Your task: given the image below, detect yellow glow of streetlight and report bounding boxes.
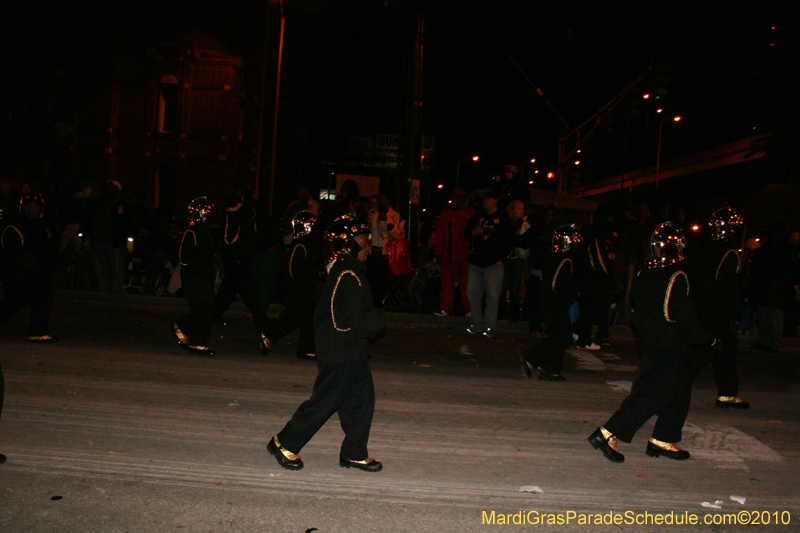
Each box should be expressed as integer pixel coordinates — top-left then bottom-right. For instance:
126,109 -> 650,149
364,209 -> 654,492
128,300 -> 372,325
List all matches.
472,155 -> 479,161
437,184 -> 443,189
534,170 -> 539,174
673,116 -> 681,122
530,158 -> 536,163
574,160 -> 581,165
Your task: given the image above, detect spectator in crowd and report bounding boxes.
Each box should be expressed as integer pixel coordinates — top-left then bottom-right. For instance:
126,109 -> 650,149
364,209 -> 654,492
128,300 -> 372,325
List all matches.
366,193 -> 401,307
90,180 -> 130,292
749,224 -> 797,352
495,164 -> 531,210
0,194 -> 59,342
433,188 -> 475,317
464,189 -> 515,338
502,199 -> 532,322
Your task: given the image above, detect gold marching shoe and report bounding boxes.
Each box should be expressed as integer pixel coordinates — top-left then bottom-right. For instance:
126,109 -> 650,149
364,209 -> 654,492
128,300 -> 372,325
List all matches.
187,345 -> 216,356
716,396 -> 750,410
588,427 -> 625,463
172,323 -> 189,349
646,437 -> 690,460
267,436 -> 303,470
339,456 -> 382,472
258,331 -> 270,356
27,335 -> 59,343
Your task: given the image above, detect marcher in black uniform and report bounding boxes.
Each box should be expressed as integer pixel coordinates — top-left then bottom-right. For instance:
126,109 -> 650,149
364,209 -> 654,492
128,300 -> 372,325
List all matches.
1,361 -> 6,463
519,224 -> 580,381
172,197 -> 217,355
588,222 -> 721,463
573,220 -> 615,350
261,210 -> 321,360
267,215 -> 385,472
0,194 -> 59,342
687,207 -> 749,409
213,183 -> 271,355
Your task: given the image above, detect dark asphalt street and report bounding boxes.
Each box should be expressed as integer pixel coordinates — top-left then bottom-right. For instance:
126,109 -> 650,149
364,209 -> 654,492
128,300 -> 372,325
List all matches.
0,291 -> 798,532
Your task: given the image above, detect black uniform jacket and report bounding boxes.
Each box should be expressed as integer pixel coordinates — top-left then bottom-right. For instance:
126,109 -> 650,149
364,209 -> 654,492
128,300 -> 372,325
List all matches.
286,235 -> 323,293
631,263 -> 713,354
686,240 -> 741,333
179,224 -> 216,286
221,195 -> 260,262
0,217 -> 55,276
314,254 -> 385,363
540,252 -> 578,309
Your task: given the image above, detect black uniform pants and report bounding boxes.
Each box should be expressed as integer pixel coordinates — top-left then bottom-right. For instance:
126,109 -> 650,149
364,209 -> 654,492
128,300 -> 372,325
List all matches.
176,279 -> 215,347
604,347 -> 691,444
278,359 -> 375,461
521,303 -> 572,374
0,272 -> 53,337
688,327 -> 738,397
262,287 -> 316,355
365,250 -> 390,308
215,260 -> 268,329
574,275 -> 610,345
526,275 -> 543,332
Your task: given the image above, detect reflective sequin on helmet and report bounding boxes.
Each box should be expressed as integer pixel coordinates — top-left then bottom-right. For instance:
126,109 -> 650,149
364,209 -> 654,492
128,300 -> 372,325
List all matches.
708,206 -> 744,241
325,215 -> 370,262
292,210 -> 317,240
552,224 -> 581,253
187,196 -> 215,226
645,222 -> 686,269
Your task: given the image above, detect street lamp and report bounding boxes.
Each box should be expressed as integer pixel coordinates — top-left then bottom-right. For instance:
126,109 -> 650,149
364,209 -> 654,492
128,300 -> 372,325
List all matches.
655,115 -> 681,185
456,155 -> 479,190
520,158 -> 536,180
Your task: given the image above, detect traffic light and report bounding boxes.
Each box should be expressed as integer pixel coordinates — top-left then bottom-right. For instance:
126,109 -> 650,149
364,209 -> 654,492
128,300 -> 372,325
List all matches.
647,63 -> 670,99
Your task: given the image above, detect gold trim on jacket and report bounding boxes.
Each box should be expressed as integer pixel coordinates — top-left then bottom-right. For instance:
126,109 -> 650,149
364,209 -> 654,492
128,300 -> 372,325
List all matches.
331,270 -> 362,331
664,270 -> 689,323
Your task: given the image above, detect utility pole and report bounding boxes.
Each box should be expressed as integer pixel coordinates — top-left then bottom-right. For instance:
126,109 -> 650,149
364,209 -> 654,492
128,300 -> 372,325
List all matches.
399,0 -> 423,249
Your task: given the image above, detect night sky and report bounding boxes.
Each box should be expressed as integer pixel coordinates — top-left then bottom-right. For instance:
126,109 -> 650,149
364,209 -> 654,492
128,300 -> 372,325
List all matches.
3,0 -> 798,193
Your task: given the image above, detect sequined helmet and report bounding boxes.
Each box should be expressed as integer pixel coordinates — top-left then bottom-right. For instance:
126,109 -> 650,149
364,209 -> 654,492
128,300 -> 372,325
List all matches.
325,215 -> 370,262
19,193 -> 45,209
551,224 -> 581,253
708,206 -> 744,241
291,210 -> 316,240
187,196 -> 215,226
645,222 -> 685,269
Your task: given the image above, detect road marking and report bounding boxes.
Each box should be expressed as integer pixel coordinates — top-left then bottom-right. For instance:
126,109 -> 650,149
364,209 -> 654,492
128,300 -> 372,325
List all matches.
606,380 -> 633,394
568,349 -> 638,373
682,422 -> 783,470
